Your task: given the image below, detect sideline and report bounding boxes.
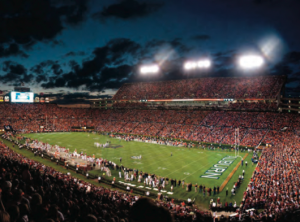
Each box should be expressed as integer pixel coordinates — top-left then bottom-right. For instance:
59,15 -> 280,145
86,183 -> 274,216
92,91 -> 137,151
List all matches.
219,154 -> 249,192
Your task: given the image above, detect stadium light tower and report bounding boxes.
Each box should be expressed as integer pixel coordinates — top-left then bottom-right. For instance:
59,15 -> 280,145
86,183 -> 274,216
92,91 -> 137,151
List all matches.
140,64 -> 160,74
184,59 -> 211,70
238,55 -> 264,69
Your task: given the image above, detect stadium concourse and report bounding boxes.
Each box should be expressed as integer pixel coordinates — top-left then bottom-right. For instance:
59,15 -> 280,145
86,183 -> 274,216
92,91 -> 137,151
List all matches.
0,75 -> 300,221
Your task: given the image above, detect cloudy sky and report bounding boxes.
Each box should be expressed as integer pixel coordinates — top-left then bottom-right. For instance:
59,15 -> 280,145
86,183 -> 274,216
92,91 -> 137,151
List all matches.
1,0 -> 300,96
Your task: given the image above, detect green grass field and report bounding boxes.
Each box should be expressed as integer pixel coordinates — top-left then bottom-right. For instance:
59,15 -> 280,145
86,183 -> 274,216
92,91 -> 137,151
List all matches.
22,132 -> 256,208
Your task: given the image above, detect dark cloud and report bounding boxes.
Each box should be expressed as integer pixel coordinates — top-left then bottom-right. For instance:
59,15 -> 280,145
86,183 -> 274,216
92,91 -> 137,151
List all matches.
57,0 -> 89,25
64,51 -> 86,57
213,51 -> 236,69
51,40 -> 64,47
108,38 -> 141,55
1,61 -> 33,83
30,60 -> 56,75
30,64 -> 44,76
22,73 -> 34,83
191,35 -> 211,41
54,77 -> 66,88
286,74 -> 300,83
282,51 -> 300,64
72,38 -> 140,78
68,60 -> 80,69
41,38 -> 141,90
169,38 -> 191,53
0,43 -> 28,58
271,63 -> 293,76
107,38 -> 141,65
40,60 -> 56,67
76,46 -> 108,77
40,77 -> 56,88
52,64 -> 63,75
93,0 -> 163,20
30,60 -> 62,83
213,50 -> 234,58
99,64 -> 132,83
2,61 -> 26,75
0,0 -> 89,47
253,0 -> 275,5
35,75 -> 48,83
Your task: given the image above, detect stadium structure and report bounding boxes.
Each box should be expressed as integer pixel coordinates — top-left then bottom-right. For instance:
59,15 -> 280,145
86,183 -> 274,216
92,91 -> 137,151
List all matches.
1,75 -> 300,221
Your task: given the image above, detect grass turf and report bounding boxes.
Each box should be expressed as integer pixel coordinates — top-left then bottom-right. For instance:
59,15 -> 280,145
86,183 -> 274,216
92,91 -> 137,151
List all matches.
22,132 -> 257,208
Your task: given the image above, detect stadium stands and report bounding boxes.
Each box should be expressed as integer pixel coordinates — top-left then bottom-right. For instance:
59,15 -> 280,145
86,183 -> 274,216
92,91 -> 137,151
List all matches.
0,74 -> 299,221
113,76 -> 285,100
0,104 -> 298,148
1,108 -> 300,221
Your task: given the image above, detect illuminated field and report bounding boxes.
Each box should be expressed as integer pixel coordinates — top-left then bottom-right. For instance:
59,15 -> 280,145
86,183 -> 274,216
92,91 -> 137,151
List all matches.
23,132 -> 256,205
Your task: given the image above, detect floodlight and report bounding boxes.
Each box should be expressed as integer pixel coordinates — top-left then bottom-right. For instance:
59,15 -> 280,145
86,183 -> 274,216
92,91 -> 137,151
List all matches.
238,55 -> 264,69
197,60 -> 211,68
140,64 -> 159,74
184,59 -> 211,70
184,61 -> 197,70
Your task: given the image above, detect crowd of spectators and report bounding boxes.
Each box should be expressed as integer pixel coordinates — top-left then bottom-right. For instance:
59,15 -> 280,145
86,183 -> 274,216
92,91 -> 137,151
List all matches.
1,101 -> 300,221
3,129 -> 300,221
1,124 -> 300,221
113,102 -> 147,108
240,132 -> 300,221
1,104 -> 299,148
234,102 -> 276,111
0,141 -> 136,222
113,76 -> 285,100
0,140 -> 227,222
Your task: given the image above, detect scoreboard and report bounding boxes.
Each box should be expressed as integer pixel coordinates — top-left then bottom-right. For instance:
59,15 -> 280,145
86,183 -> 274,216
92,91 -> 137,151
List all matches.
11,92 -> 34,103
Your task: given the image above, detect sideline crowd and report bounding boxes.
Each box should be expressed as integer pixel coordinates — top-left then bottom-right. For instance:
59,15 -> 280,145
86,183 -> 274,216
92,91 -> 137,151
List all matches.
1,104 -> 299,148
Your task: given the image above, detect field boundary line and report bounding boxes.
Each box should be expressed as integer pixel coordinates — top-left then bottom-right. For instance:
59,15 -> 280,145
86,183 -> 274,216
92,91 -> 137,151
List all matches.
219,153 -> 248,192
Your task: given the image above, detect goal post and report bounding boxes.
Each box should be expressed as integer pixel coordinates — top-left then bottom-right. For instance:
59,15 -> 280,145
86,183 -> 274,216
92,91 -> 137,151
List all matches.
235,128 -> 242,159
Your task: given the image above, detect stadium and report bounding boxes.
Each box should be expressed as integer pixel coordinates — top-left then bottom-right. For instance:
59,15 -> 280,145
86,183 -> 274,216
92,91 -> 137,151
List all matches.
1,73 -> 300,221
1,0 -> 300,221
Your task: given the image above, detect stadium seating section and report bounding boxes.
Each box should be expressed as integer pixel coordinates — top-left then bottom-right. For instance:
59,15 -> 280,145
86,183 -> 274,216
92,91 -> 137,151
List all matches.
1,74 -> 299,221
0,103 -> 300,221
113,76 -> 285,100
1,104 -> 298,148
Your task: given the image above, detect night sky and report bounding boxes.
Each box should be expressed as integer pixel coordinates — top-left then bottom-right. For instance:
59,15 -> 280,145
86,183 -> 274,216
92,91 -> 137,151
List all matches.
1,0 -> 300,96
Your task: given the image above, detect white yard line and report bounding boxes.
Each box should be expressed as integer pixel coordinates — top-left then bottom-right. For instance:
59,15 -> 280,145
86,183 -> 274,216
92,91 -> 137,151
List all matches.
181,162 -> 215,180
139,149 -> 207,169
164,158 -> 211,177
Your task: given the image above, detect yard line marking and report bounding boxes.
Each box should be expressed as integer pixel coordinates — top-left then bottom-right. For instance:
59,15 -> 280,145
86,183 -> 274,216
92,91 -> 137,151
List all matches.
164,158 -> 210,177
141,151 -> 206,169
153,155 -> 210,175
181,162 -> 222,180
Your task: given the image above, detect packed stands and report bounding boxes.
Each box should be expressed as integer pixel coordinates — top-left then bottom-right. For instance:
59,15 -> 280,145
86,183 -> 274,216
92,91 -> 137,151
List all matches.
113,76 -> 285,100
242,132 -> 300,221
0,103 -> 298,148
1,107 -> 300,221
1,100 -> 300,221
1,142 -> 199,222
1,73 -> 300,221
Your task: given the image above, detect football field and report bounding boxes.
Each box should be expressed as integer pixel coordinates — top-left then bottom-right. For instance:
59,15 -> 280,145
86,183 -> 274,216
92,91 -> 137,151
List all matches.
23,132 -> 253,185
